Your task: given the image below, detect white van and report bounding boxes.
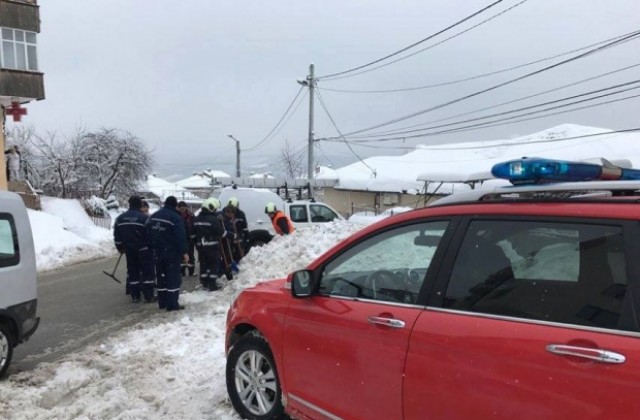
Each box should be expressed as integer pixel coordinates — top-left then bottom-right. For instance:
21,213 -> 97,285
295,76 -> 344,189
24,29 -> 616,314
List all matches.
217,187 -> 344,248
0,191 -> 39,377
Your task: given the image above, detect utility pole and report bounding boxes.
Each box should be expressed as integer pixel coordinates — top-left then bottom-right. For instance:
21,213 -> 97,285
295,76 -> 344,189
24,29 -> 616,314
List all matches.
297,64 -> 315,179
227,134 -> 241,177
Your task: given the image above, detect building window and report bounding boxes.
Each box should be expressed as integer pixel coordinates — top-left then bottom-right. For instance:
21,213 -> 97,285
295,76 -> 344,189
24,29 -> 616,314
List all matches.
0,214 -> 20,268
0,27 -> 38,71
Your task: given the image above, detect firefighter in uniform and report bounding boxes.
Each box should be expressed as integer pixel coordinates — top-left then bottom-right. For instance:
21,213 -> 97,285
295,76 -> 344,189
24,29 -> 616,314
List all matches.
227,197 -> 249,257
177,201 -> 196,276
193,198 -> 235,291
113,196 -> 156,303
147,196 -> 189,311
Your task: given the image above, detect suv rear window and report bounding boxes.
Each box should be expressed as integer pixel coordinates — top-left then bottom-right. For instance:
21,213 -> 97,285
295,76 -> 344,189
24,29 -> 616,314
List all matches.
444,220 -> 627,330
0,213 -> 20,268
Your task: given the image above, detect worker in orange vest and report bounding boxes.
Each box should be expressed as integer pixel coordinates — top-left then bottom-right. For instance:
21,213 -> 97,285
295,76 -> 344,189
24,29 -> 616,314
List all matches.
265,202 -> 295,235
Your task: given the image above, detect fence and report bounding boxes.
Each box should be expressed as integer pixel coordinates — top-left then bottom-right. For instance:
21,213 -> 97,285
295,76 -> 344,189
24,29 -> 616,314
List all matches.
7,180 -> 41,210
80,197 -> 113,229
16,192 -> 41,210
88,215 -> 112,229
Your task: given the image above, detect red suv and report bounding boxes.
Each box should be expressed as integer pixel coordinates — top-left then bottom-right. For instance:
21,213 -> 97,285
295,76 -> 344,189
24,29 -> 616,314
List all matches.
225,181 -> 640,420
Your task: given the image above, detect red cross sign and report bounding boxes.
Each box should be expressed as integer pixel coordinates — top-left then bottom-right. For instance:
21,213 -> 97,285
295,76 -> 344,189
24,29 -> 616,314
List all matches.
6,101 -> 27,122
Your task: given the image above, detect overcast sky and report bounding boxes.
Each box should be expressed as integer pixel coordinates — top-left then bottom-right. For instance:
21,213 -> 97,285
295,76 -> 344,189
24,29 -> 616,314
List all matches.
7,0 -> 640,178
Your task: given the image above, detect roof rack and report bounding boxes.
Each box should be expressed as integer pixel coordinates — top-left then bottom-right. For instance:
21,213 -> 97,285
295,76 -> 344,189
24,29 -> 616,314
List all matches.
430,180 -> 640,207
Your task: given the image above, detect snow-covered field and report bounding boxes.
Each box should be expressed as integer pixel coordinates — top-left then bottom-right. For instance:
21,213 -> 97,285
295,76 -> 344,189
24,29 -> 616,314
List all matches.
0,201 -> 364,419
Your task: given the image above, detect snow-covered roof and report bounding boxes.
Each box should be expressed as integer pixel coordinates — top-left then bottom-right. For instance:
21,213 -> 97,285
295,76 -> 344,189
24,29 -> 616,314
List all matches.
330,124 -> 640,194
249,172 -> 275,179
315,165 -> 339,180
174,170 -> 232,189
140,174 -> 202,202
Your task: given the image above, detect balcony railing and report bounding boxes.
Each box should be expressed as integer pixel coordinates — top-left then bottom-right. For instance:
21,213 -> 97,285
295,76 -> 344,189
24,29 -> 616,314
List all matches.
0,68 -> 45,101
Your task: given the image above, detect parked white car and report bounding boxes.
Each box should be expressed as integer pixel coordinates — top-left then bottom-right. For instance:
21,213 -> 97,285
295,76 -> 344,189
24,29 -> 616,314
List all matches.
0,191 -> 39,378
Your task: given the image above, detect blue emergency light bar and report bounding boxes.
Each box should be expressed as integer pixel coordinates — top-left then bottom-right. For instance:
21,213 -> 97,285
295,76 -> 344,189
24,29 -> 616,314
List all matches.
491,157 -> 640,185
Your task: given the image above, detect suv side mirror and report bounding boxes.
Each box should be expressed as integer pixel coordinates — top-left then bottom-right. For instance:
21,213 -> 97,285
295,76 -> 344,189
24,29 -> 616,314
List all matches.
291,269 -> 313,298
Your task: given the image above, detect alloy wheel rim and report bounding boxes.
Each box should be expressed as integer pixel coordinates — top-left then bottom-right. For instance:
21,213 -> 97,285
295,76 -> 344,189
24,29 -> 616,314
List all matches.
234,349 -> 278,416
0,332 -> 8,370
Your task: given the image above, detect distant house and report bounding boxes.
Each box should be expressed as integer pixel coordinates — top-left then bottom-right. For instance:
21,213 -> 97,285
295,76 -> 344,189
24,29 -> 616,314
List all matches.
138,174 -> 203,206
319,124 -> 640,215
175,169 -> 232,198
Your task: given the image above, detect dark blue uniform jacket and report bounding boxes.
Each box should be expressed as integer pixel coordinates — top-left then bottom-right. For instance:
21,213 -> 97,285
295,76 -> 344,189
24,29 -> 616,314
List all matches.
147,205 -> 187,260
114,208 -> 149,251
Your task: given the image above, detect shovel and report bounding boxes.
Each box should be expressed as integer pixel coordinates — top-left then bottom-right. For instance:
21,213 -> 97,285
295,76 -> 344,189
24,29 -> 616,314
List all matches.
102,253 -> 123,284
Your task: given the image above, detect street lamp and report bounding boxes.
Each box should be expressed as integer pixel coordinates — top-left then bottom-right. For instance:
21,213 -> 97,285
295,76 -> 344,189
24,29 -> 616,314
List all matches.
227,134 -> 241,177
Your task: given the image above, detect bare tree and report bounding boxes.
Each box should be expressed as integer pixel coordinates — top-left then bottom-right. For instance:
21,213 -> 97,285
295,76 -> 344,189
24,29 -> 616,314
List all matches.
29,129 -> 85,198
79,128 -> 153,199
7,126 -> 153,199
279,139 -> 304,178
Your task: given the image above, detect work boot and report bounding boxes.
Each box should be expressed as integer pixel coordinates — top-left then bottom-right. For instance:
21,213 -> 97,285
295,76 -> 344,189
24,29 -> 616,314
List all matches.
131,296 -> 141,303
166,305 -> 185,312
144,296 -> 157,304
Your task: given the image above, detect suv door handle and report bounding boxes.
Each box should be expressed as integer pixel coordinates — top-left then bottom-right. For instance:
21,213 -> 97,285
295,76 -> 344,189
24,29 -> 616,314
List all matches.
368,316 -> 405,328
546,344 -> 626,364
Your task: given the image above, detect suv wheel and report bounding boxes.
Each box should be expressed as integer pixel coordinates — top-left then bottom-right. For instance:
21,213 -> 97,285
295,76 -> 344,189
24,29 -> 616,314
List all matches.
226,333 -> 284,420
0,323 -> 14,378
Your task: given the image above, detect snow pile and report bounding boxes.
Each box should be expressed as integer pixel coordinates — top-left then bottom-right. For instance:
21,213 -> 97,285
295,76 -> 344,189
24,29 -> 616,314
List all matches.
0,221 -> 363,420
30,197 -> 115,272
83,195 -> 108,217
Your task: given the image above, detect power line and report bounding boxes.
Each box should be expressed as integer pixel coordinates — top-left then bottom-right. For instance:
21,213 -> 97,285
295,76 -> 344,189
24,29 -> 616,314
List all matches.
332,128 -> 640,151
344,62 -> 640,138
315,142 -> 336,168
243,85 -> 305,152
278,91 -> 308,133
245,90 -> 309,154
334,29 -> 640,137
336,89 -> 640,142
325,79 -> 640,141
432,91 -> 640,137
317,0 -> 508,80
319,0 -> 529,82
315,89 -> 377,176
322,89 -> 640,143
317,32 -> 640,93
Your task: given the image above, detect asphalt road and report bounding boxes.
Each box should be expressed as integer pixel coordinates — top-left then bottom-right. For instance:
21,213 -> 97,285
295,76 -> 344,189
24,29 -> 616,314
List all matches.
10,256 -> 200,375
